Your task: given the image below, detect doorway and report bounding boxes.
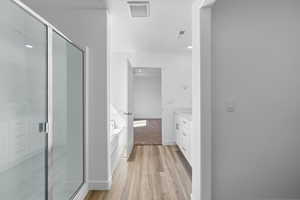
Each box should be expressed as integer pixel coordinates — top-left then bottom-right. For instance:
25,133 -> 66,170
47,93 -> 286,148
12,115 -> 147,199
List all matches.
132,68 -> 162,145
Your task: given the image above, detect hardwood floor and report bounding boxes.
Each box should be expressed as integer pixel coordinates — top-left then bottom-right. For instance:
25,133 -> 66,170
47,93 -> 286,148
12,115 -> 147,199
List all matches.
85,145 -> 192,200
134,119 -> 162,145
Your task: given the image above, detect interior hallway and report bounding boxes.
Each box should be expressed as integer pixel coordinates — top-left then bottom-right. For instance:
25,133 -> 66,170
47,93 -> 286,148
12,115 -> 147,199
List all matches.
85,145 -> 192,200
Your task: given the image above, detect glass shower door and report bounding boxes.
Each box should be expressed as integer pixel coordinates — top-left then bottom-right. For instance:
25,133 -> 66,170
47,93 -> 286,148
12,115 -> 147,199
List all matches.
0,1 -> 47,200
52,31 -> 84,200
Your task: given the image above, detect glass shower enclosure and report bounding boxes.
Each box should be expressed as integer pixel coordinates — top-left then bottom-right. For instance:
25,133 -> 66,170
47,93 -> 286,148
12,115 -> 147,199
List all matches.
0,1 -> 85,199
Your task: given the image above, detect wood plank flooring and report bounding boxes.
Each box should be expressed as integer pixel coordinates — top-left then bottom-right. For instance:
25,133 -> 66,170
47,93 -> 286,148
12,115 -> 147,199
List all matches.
134,119 -> 162,145
85,145 -> 192,200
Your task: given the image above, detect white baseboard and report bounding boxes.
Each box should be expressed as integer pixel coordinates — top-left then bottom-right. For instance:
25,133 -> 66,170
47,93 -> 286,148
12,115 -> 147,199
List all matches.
88,177 -> 112,190
72,183 -> 89,200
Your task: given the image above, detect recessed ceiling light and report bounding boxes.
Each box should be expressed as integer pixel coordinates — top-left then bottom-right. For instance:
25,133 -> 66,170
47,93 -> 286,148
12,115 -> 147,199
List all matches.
187,45 -> 193,49
25,44 -> 33,49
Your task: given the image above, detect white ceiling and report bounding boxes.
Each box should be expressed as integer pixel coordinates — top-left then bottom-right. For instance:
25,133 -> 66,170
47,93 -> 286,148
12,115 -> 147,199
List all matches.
108,0 -> 194,53
23,0 -> 193,54
22,0 -> 107,9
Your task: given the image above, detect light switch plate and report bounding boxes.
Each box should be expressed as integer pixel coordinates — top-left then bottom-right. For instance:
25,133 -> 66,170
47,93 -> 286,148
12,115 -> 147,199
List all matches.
225,99 -> 236,112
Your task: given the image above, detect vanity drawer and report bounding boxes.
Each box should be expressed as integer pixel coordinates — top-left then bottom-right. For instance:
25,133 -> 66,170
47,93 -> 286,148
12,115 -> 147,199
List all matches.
174,112 -> 192,166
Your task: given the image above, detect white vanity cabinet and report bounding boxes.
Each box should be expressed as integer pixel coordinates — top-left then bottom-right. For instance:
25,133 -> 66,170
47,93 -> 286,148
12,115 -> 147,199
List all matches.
174,112 -> 192,166
110,127 -> 126,174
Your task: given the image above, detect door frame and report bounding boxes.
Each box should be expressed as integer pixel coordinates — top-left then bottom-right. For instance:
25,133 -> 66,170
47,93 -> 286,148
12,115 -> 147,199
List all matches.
192,0 -> 216,200
126,59 -> 134,157
131,67 -> 163,145
11,1 -> 88,200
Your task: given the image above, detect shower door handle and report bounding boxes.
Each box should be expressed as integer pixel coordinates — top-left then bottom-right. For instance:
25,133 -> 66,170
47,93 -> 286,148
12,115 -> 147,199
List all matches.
38,122 -> 49,133
124,112 -> 133,116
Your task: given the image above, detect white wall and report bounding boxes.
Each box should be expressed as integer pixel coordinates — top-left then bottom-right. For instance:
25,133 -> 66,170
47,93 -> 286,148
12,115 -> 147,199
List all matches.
110,52 -> 131,113
133,72 -> 162,119
212,1 -> 300,200
162,57 -> 192,144
22,1 -> 111,189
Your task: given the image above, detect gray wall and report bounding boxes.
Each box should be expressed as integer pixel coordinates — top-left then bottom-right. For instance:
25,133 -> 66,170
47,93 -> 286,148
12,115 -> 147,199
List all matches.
212,0 -> 300,199
22,1 -> 110,188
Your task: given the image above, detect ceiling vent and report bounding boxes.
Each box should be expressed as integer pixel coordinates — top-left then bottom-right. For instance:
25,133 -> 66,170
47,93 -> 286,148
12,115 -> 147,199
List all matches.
127,1 -> 150,18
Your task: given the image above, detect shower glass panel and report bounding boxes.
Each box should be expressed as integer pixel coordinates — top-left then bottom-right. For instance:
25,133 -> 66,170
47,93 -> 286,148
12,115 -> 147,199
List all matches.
0,1 -> 47,200
52,31 -> 84,200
